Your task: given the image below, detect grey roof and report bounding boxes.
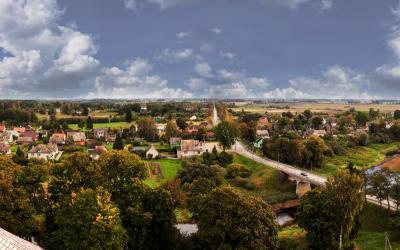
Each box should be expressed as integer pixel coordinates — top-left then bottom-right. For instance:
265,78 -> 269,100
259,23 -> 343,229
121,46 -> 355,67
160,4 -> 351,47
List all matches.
0,227 -> 42,250
29,144 -> 58,154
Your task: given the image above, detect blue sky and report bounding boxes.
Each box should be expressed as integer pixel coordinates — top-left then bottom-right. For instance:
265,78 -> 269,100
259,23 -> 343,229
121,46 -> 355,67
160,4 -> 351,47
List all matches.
0,0 -> 400,99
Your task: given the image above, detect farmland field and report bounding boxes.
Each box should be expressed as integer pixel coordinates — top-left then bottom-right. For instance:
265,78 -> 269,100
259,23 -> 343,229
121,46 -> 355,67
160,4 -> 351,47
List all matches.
144,159 -> 182,188
230,102 -> 400,114
69,122 -> 132,130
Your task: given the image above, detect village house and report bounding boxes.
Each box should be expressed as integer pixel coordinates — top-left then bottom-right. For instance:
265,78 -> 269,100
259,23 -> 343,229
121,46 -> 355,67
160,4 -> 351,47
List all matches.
67,131 -> 86,146
0,132 -> 14,143
17,136 -> 34,145
156,123 -> 166,136
312,129 -> 327,137
49,133 -> 66,145
256,129 -> 270,139
0,143 -> 11,155
13,127 -> 26,134
88,146 -> 108,160
106,135 -> 116,144
28,143 -> 59,161
146,144 -> 159,159
93,128 -> 108,139
22,130 -> 39,142
177,139 -> 206,158
0,124 -> 5,133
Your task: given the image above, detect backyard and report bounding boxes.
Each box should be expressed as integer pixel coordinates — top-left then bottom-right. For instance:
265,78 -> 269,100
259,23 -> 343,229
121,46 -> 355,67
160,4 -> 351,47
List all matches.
144,158 -> 182,188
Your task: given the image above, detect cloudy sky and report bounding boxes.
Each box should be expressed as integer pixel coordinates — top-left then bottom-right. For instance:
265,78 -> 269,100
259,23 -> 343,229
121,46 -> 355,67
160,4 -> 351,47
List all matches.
0,0 -> 400,99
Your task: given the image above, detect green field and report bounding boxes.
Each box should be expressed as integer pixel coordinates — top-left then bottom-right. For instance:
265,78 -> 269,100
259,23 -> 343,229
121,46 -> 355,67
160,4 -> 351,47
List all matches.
317,143 -> 400,177
69,122 -> 132,131
231,153 -> 297,204
144,159 -> 182,188
357,203 -> 400,249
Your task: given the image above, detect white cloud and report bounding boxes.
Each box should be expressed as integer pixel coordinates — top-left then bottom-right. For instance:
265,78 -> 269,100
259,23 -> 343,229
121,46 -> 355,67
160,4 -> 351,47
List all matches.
211,27 -> 222,35
206,83 -> 253,98
185,78 -> 207,90
280,65 -> 377,99
319,0 -> 333,11
124,0 -> 138,11
219,51 -> 235,59
156,48 -> 194,63
257,0 -> 309,9
0,0 -> 100,97
194,62 -> 213,78
147,0 -> 197,9
264,87 -> 313,99
89,58 -> 192,99
177,31 -> 192,39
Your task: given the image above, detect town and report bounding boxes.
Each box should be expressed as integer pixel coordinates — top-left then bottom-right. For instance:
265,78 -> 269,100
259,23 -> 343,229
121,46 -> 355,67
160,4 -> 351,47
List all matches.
1,99 -> 400,249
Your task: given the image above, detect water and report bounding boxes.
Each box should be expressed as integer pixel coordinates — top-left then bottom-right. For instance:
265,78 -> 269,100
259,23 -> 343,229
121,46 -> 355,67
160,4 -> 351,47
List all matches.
276,213 -> 294,226
213,104 -> 219,126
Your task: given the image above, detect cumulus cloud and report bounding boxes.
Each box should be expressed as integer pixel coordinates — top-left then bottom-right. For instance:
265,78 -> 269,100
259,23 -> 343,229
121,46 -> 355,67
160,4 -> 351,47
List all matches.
155,48 -> 194,63
206,83 -> 253,98
211,27 -> 222,35
267,65 -> 377,99
219,51 -> 235,59
88,58 -> 192,99
147,0 -> 197,9
124,0 -> 138,11
0,0 -> 100,98
194,62 -> 213,78
185,78 -> 207,90
177,31 -> 192,39
319,0 -> 333,11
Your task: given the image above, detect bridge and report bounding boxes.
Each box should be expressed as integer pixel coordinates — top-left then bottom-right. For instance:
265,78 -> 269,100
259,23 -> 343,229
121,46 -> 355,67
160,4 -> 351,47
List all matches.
232,141 -> 327,197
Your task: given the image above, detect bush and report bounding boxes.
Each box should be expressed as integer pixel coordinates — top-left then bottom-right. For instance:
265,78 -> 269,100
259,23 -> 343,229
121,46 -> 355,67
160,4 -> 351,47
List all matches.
231,177 -> 256,190
226,163 -> 251,179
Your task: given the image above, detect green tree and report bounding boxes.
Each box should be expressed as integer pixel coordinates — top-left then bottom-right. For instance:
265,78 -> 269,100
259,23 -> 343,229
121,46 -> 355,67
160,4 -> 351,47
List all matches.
355,111 -> 368,127
137,116 -> 158,141
50,188 -> 127,250
113,133 -> 124,150
177,161 -> 223,186
214,121 -> 238,150
394,110 -> 400,120
238,121 -> 257,142
12,146 -> 28,165
0,157 -> 35,238
125,109 -> 133,122
311,115 -> 324,129
217,151 -> 233,167
299,170 -> 364,249
303,136 -> 328,169
192,186 -> 278,249
165,120 -> 179,142
86,116 -> 93,130
176,117 -> 188,131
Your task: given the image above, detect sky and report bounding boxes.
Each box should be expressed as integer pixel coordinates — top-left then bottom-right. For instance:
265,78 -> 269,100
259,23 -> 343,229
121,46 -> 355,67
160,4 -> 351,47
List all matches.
0,0 -> 400,99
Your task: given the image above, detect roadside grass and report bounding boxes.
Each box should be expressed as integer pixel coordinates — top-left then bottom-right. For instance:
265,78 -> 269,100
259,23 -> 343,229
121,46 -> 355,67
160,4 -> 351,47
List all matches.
357,203 -> 400,250
278,225 -> 307,250
317,143 -> 400,177
144,158 -> 182,188
231,153 -> 297,204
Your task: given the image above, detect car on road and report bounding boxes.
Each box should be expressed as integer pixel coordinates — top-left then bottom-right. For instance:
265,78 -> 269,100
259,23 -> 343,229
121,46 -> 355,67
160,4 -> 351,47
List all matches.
300,172 -> 308,177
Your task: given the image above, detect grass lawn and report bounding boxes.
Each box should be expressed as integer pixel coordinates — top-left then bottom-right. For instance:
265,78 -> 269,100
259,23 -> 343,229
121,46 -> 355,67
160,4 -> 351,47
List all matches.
317,143 -> 400,177
278,225 -> 307,250
357,203 -> 400,250
144,158 -> 182,188
231,153 -> 297,204
69,122 -> 132,131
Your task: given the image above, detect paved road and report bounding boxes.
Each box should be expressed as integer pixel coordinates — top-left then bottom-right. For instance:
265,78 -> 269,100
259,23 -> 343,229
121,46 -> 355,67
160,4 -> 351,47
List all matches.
232,141 -> 327,186
232,140 -> 399,211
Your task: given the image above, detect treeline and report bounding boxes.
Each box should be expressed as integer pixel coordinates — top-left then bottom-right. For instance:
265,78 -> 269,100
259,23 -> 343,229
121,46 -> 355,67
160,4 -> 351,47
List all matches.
0,109 -> 38,125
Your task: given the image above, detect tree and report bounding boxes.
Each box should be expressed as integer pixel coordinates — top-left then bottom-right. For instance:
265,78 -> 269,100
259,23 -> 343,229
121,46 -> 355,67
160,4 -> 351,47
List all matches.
311,115 -> 324,129
12,146 -> 28,165
217,151 -> 233,167
367,168 -> 392,209
195,126 -> 208,141
191,186 -> 278,249
391,176 -> 400,211
0,157 -> 35,238
303,136 -> 328,169
125,109 -> 133,122
177,161 -> 224,186
49,188 -> 127,250
113,133 -> 124,150
214,121 -> 238,150
299,170 -> 364,249
355,111 -> 368,127
86,116 -> 93,130
82,106 -> 89,116
137,116 -> 158,142
176,117 -> 188,131
238,121 -> 257,142
165,121 -> 179,142
394,110 -> 400,120
304,109 -> 313,120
